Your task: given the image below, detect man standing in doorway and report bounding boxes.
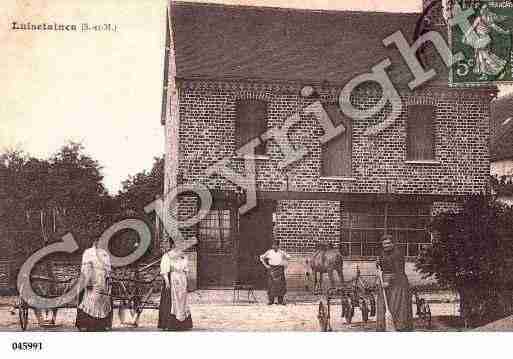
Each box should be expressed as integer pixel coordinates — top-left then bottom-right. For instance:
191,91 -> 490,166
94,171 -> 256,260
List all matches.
260,240 -> 290,305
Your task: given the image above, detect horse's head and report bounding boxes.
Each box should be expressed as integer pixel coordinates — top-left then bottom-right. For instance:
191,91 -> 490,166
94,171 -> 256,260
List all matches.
314,241 -> 328,251
305,258 -> 313,272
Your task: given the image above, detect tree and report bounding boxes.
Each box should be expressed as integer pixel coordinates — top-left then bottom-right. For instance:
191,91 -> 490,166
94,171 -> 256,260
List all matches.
113,155 -> 164,258
490,174 -> 513,197
0,142 -> 112,253
117,156 -> 164,214
46,142 -> 111,247
416,195 -> 513,327
0,143 -> 113,297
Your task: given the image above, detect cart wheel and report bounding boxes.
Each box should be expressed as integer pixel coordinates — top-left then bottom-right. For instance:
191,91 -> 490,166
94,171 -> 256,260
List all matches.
129,296 -> 140,314
426,305 -> 432,328
422,302 -> 432,328
361,300 -> 369,323
18,301 -> 29,331
135,288 -> 153,315
318,301 -> 329,332
369,294 -> 376,317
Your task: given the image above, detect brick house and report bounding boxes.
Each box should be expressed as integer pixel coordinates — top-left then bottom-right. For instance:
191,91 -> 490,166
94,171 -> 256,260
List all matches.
161,1 -> 494,289
490,94 -> 513,205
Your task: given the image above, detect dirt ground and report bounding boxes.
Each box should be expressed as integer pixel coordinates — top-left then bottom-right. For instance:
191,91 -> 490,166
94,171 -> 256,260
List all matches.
0,290 -> 462,332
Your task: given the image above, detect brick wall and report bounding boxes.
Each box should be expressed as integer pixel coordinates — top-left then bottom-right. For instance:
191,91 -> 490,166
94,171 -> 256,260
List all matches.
172,81 -> 490,196
165,79 -> 491,286
273,200 -> 340,252
0,260 -> 11,290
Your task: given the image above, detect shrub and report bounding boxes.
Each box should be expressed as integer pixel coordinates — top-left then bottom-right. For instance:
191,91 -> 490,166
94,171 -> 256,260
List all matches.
416,195 -> 513,327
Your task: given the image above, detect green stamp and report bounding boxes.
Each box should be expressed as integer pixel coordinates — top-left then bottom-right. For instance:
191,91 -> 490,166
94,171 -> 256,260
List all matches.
450,0 -> 513,86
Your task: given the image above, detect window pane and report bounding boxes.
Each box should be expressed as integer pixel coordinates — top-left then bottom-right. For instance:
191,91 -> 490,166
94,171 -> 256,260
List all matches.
408,243 -> 419,257
362,229 -> 379,243
321,104 -> 352,177
351,230 -> 363,243
350,242 -> 362,256
407,105 -> 435,160
419,243 -> 432,253
363,242 -> 378,257
235,100 -> 268,155
419,206 -> 431,216
342,204 -> 430,258
396,230 -> 409,244
199,209 -> 233,253
352,214 -> 383,229
411,231 -> 427,243
397,243 -> 407,257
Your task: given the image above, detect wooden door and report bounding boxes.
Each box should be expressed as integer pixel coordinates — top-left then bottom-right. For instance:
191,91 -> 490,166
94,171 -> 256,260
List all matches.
238,200 -> 275,289
198,208 -> 237,288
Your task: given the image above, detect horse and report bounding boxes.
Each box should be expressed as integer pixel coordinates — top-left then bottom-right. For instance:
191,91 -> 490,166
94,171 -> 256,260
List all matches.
306,242 -> 344,293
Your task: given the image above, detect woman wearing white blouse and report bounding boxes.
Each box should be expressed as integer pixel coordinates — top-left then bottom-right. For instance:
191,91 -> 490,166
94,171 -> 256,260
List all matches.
158,241 -> 192,331
75,237 -> 112,331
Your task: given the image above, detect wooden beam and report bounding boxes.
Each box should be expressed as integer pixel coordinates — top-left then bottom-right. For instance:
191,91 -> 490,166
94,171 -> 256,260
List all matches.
186,189 -> 468,205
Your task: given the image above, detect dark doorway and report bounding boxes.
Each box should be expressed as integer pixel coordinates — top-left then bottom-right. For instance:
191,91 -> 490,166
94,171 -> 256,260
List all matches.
238,200 -> 275,289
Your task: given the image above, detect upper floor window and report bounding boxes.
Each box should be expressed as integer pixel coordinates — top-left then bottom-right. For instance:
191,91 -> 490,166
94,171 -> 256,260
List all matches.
407,104 -> 435,161
235,99 -> 268,156
321,104 -> 352,177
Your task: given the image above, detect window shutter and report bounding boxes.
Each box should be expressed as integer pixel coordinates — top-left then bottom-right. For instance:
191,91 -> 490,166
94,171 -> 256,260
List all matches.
407,105 -> 435,160
235,100 -> 268,155
321,104 -> 352,177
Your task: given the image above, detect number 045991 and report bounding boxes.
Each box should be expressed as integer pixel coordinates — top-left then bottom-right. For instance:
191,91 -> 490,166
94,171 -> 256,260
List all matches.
11,342 -> 43,351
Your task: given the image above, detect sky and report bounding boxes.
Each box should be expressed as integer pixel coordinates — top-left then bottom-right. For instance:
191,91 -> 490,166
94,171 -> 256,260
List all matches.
0,0 -> 451,194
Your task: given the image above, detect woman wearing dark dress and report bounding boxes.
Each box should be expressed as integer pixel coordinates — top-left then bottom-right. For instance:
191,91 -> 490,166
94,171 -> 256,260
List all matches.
158,241 -> 192,331
376,235 -> 413,331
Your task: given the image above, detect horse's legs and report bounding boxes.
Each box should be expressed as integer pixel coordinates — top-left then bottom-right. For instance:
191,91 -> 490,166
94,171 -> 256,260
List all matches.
34,309 -> 43,324
327,270 -> 335,289
319,272 -> 323,293
336,265 -> 344,284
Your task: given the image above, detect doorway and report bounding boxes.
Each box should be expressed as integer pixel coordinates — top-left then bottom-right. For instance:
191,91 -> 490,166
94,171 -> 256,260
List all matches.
237,200 -> 275,289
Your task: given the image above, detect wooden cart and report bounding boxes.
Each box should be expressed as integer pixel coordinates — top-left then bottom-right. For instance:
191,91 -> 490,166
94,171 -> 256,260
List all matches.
317,273 -> 377,332
13,267 -> 160,331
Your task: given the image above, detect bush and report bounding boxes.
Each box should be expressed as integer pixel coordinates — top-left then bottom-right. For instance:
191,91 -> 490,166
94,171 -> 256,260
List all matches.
416,195 -> 513,327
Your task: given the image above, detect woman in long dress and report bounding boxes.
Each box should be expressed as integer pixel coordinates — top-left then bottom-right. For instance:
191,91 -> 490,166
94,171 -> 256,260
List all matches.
376,235 -> 413,331
158,241 -> 193,331
75,238 -> 113,331
463,3 -> 510,79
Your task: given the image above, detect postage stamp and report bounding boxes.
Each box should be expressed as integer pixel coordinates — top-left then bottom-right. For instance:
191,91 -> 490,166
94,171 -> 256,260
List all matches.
450,0 -> 513,86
